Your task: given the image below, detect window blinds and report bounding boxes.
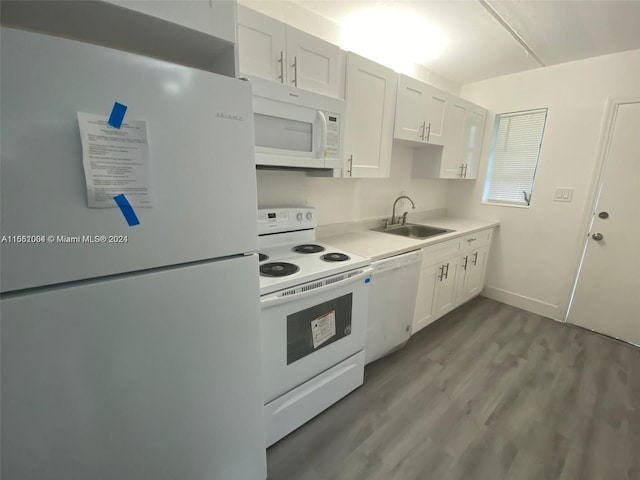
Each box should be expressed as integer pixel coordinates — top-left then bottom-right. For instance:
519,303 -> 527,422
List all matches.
485,108 -> 548,205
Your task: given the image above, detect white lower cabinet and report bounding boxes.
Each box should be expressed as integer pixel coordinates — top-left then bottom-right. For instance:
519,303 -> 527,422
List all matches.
457,244 -> 489,304
433,254 -> 461,318
412,228 -> 493,335
412,263 -> 438,333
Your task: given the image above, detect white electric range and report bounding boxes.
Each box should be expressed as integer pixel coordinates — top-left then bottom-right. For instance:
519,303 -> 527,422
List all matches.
257,207 -> 372,446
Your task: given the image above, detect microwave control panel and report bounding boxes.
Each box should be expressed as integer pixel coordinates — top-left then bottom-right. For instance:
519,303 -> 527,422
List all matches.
325,113 -> 340,159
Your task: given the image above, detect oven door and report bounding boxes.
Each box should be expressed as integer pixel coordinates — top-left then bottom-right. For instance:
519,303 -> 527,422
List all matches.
260,267 -> 372,403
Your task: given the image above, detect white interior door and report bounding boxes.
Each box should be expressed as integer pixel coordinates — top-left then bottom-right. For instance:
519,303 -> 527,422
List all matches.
568,99 -> 640,346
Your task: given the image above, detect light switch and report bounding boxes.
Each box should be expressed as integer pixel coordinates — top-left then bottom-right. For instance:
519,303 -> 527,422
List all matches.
554,187 -> 574,202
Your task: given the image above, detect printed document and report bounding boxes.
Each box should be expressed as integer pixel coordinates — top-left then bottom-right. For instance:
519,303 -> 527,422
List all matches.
77,112 -> 154,208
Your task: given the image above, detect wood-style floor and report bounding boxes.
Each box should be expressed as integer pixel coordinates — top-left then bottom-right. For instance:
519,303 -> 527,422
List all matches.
266,296 -> 640,480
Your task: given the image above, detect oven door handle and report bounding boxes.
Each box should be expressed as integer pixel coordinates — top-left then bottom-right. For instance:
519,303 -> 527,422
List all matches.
261,267 -> 373,309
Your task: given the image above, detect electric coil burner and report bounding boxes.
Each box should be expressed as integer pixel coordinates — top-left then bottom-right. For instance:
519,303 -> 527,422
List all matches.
257,207 -> 372,448
293,244 -> 325,254
257,208 -> 371,296
259,262 -> 299,277
321,252 -> 350,262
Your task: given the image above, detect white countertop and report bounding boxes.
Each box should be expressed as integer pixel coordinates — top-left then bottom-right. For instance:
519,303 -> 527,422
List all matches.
319,217 -> 499,262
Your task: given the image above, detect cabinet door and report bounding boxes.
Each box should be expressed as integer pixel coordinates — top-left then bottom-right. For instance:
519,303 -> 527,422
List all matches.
461,246 -> 489,302
439,99 -> 469,178
412,263 -> 438,334
424,86 -> 449,146
433,257 -> 460,318
461,106 -> 487,179
394,75 -> 429,142
237,5 -> 287,83
106,0 -> 234,42
344,53 -> 397,178
285,27 -> 340,97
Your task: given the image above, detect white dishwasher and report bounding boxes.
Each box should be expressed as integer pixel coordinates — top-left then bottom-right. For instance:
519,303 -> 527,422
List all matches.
365,249 -> 422,365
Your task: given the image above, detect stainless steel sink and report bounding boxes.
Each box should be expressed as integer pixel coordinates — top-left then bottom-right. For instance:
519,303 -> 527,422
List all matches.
370,223 -> 454,239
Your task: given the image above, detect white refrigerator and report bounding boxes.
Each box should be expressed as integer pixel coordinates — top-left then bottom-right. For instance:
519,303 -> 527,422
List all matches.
0,28 -> 266,479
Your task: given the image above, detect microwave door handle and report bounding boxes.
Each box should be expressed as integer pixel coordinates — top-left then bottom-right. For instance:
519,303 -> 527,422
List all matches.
316,111 -> 327,159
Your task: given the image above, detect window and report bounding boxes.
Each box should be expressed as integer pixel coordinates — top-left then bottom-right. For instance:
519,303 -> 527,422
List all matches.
483,108 -> 548,206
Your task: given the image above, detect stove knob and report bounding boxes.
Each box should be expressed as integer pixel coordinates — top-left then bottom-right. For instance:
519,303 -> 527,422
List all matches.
306,212 -> 313,221
296,212 -> 303,221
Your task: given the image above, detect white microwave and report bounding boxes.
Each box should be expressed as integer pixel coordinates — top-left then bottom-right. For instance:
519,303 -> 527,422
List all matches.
250,77 -> 344,171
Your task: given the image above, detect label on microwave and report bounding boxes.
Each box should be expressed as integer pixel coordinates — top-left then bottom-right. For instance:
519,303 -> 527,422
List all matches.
311,311 -> 336,349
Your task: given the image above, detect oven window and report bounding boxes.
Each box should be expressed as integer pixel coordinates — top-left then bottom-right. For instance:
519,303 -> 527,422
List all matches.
287,294 -> 353,365
254,113 -> 313,152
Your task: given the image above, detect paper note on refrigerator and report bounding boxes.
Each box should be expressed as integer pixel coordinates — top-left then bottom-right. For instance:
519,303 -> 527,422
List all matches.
77,112 -> 154,208
311,311 -> 337,349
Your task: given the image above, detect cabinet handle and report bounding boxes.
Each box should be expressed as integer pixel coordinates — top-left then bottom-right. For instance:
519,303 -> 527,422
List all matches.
463,164 -> 468,178
420,121 -> 426,141
426,122 -> 431,142
443,262 -> 449,279
459,164 -> 465,178
467,238 -> 476,243
438,265 -> 444,281
292,55 -> 298,87
278,50 -> 284,83
347,154 -> 353,177
462,255 -> 468,271
472,252 -> 478,266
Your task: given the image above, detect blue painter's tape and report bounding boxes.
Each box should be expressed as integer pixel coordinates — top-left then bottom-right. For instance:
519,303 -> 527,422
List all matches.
108,102 -> 128,128
113,194 -> 140,226
364,277 -> 371,284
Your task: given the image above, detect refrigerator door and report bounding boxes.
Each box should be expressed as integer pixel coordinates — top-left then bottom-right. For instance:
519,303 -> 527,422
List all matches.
0,27 -> 258,293
1,255 -> 266,480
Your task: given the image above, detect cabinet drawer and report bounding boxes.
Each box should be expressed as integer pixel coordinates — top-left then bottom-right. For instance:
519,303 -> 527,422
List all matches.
421,238 -> 461,266
461,229 -> 493,251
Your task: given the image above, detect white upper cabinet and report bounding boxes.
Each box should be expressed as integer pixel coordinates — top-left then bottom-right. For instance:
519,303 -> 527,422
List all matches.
105,0 -> 236,43
237,6 -> 286,82
411,96 -> 487,180
343,53 -> 397,178
237,5 -> 342,98
439,99 -> 469,178
285,27 -> 340,97
2,0 -> 237,76
394,74 -> 449,146
394,75 -> 428,142
461,105 -> 487,179
424,88 -> 448,146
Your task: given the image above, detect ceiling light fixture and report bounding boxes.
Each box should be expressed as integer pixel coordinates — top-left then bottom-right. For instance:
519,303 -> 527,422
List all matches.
339,6 -> 447,74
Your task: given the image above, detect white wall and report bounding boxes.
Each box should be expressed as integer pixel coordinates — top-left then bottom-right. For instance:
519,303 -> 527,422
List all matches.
257,145 -> 448,226
448,49 -> 640,320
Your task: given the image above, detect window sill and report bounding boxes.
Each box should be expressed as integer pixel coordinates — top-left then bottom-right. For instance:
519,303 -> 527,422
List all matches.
482,201 -> 530,209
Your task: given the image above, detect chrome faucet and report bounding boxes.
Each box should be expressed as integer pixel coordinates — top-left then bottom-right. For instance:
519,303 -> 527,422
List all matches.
389,195 -> 416,227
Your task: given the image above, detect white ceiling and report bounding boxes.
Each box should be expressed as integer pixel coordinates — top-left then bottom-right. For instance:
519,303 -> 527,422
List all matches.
294,0 -> 640,85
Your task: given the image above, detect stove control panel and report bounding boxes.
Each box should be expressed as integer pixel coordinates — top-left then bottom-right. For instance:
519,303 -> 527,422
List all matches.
258,207 -> 317,234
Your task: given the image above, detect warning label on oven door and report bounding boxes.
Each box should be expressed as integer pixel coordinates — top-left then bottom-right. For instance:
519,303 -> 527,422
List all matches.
311,311 -> 337,349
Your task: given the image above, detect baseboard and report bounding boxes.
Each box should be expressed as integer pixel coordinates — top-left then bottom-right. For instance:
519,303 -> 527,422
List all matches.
481,286 -> 564,321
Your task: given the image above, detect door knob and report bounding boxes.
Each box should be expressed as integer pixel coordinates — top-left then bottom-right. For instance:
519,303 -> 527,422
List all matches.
592,232 -> 604,241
